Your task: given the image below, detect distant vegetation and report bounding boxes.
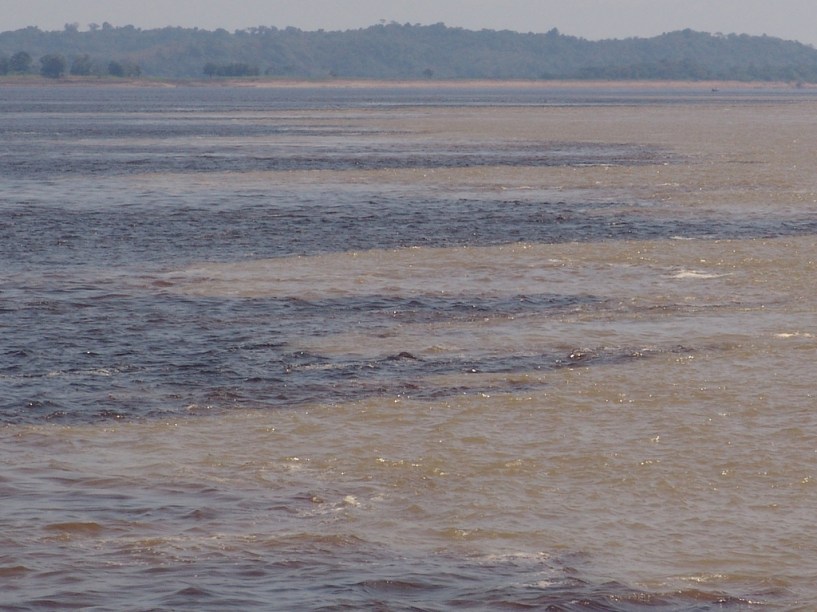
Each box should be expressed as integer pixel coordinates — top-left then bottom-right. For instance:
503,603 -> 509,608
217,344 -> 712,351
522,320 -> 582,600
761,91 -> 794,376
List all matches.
2,22 -> 817,82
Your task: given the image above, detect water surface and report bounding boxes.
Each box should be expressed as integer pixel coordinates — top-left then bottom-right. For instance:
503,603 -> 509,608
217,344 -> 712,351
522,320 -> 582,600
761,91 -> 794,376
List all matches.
2,84 -> 817,609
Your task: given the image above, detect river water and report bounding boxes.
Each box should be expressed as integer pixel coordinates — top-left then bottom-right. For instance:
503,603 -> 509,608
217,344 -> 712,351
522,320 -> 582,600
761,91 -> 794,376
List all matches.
2,83 -> 817,610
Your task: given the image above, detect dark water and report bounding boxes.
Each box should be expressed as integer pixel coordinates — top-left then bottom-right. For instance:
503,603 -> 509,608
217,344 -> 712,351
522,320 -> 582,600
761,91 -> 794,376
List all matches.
2,86 -> 816,425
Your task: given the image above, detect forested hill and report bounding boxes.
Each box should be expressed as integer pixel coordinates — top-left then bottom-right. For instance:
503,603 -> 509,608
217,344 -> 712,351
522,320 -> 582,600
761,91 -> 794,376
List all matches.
3,22 -> 817,82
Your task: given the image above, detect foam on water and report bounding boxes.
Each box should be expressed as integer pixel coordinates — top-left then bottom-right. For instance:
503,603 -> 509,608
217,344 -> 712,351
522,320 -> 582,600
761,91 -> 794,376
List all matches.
670,269 -> 728,279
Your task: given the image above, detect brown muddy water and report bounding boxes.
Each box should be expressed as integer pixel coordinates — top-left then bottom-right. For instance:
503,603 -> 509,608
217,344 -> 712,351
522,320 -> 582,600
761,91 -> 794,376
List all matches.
2,85 -> 817,609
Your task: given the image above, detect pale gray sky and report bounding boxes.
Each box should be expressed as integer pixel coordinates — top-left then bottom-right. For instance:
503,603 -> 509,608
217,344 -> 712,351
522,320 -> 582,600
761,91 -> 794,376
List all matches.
2,0 -> 816,46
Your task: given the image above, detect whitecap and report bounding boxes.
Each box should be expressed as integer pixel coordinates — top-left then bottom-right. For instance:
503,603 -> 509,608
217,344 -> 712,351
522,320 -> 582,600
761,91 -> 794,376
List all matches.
670,270 -> 725,279
775,331 -> 815,339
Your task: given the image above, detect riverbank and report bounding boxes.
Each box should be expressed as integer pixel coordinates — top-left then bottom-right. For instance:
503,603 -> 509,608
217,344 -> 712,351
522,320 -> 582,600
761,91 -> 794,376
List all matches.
1,74 -> 814,90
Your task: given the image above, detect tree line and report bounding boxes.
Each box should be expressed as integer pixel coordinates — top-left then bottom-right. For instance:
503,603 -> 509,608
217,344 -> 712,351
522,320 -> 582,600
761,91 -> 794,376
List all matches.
0,49 -> 141,78
2,22 -> 817,82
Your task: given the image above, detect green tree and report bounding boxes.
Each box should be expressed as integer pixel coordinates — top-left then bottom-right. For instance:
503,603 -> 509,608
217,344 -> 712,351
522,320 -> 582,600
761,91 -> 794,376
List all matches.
40,53 -> 67,78
108,60 -> 124,76
9,51 -> 33,73
202,62 -> 259,77
108,60 -> 141,77
70,54 -> 94,76
0,55 -> 9,75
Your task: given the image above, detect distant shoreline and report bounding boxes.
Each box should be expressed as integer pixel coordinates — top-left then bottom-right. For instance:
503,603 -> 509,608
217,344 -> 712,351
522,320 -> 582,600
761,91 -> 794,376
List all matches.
1,75 -> 814,90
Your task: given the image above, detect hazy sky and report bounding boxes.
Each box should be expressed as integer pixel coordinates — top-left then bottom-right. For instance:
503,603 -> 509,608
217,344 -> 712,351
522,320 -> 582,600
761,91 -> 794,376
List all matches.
2,0 -> 816,46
